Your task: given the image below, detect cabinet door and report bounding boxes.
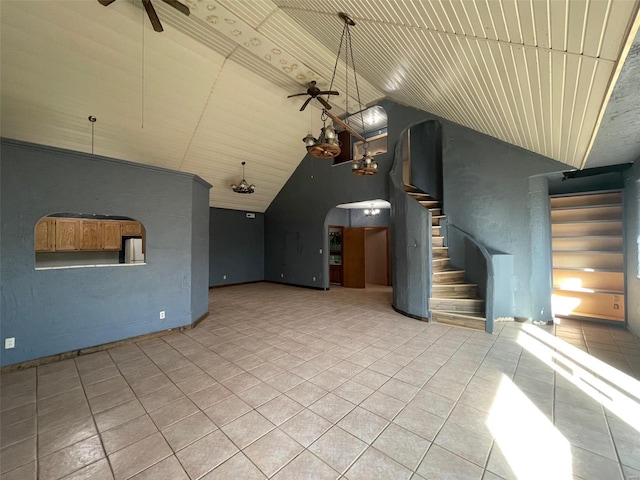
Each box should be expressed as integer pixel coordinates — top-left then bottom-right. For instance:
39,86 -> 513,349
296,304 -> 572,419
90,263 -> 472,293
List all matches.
80,220 -> 102,251
35,218 -> 56,252
55,218 -> 80,251
102,221 -> 122,250
121,221 -> 143,236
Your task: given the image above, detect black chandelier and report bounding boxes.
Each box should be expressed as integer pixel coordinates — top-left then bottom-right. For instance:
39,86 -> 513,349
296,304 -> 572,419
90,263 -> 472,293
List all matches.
231,161 -> 255,194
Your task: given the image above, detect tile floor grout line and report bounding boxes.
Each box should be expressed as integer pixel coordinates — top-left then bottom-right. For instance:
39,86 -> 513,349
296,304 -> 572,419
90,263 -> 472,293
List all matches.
7,285 -> 640,479
354,324 -> 499,478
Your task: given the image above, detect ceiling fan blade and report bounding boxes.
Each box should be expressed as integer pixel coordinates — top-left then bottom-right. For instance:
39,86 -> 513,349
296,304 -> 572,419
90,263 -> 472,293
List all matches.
287,93 -> 308,98
98,0 -> 116,5
161,0 -> 190,16
317,96 -> 332,110
300,97 -> 313,111
318,91 -> 340,96
142,0 -> 163,32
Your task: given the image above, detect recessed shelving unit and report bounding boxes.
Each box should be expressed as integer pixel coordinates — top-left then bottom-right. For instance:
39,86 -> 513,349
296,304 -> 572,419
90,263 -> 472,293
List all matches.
550,191 -> 625,323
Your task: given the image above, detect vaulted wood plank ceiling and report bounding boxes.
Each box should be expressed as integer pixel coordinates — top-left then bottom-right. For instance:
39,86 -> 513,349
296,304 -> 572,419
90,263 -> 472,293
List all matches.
1,0 -> 639,212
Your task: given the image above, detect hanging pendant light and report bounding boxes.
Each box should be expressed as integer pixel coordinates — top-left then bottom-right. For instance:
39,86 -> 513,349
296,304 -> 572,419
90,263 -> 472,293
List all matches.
298,11 -> 375,174
352,148 -> 378,176
231,161 -> 255,194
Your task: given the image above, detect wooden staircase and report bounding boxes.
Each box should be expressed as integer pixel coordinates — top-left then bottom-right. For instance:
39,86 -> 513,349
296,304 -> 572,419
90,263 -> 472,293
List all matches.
405,185 -> 487,331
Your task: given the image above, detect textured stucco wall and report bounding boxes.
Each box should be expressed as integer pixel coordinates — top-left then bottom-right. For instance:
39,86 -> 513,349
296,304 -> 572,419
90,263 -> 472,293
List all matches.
624,160 -> 640,336
0,139 -> 211,366
209,208 -> 264,287
265,99 -> 567,319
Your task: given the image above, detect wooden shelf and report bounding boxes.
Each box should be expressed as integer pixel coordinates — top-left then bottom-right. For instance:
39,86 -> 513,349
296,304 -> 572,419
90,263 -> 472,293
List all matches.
554,286 -> 624,295
550,191 -> 625,324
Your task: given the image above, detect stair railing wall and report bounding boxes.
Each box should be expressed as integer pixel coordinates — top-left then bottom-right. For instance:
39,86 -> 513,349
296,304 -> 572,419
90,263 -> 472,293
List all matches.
389,130 -> 432,319
446,223 -> 515,333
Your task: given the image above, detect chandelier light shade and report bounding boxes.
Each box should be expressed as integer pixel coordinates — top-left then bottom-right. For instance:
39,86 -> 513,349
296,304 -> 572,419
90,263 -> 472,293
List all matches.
352,149 -> 378,175
231,161 -> 255,194
305,124 -> 340,158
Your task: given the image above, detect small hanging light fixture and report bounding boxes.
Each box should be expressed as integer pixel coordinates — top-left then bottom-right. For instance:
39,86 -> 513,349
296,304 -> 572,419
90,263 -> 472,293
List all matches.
231,161 -> 255,194
363,205 -> 381,216
88,115 -> 97,154
352,148 -> 378,175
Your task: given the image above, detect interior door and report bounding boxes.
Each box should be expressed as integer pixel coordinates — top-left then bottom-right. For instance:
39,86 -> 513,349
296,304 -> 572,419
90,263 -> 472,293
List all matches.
343,227 -> 366,288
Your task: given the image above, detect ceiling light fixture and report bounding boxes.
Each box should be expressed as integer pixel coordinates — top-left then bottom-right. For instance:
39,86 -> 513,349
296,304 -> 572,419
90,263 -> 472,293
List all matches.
231,161 -> 255,194
300,12 -> 376,175
364,207 -> 381,216
88,115 -> 97,154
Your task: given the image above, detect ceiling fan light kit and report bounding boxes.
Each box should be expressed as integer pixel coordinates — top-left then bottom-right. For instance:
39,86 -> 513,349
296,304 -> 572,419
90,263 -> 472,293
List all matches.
231,161 -> 255,194
291,12 -> 377,175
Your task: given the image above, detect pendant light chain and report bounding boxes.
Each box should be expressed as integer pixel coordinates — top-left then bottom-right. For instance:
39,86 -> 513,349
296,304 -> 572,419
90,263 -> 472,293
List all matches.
88,116 -> 97,154
346,24 -> 365,134
327,21 -> 347,105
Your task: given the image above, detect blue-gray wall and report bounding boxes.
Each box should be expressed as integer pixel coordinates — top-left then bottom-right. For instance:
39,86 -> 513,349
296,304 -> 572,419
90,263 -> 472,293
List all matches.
624,160 -> 640,336
209,208 -> 264,287
265,99 -> 568,320
265,148 -> 390,288
0,139 -> 211,366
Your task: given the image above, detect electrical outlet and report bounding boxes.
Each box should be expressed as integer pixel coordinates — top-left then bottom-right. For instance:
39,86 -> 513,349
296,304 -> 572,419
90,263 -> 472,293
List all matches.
280,273 -> 284,278
5,337 -> 15,349
312,276 -> 316,281
223,275 -> 227,280
319,248 -> 323,254
159,311 -> 166,319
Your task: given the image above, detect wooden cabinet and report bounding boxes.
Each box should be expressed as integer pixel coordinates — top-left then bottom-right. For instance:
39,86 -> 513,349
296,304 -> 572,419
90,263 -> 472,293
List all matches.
80,220 -> 102,250
121,221 -> 143,236
102,221 -> 122,251
55,218 -> 81,251
36,217 -> 128,252
35,218 -> 56,252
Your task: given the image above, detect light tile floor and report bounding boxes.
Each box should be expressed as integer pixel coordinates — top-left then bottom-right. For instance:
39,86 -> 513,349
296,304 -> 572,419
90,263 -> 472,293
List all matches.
2,283 -> 640,479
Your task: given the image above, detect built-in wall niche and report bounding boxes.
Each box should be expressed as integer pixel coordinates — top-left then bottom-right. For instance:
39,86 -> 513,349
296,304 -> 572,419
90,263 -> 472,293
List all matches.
34,213 -> 146,269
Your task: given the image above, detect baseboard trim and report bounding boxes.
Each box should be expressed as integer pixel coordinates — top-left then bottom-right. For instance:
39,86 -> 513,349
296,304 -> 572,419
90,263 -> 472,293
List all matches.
192,311 -> 209,328
392,304 -> 428,322
1,314 -> 209,374
265,280 -> 327,291
209,280 -> 263,289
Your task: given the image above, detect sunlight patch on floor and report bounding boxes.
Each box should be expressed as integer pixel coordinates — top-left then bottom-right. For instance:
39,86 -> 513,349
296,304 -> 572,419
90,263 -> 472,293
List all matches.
518,324 -> 640,432
488,375 -> 572,479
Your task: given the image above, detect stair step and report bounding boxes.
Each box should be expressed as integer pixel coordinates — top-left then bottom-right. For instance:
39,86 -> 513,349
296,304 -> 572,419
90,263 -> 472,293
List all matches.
429,208 -> 442,216
432,236 -> 444,247
433,270 -> 466,284
430,297 -> 485,313
419,200 -> 440,208
432,215 -> 446,226
433,247 -> 449,258
432,226 -> 441,236
404,184 -> 422,193
431,311 -> 486,331
432,283 -> 478,298
433,258 -> 450,271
